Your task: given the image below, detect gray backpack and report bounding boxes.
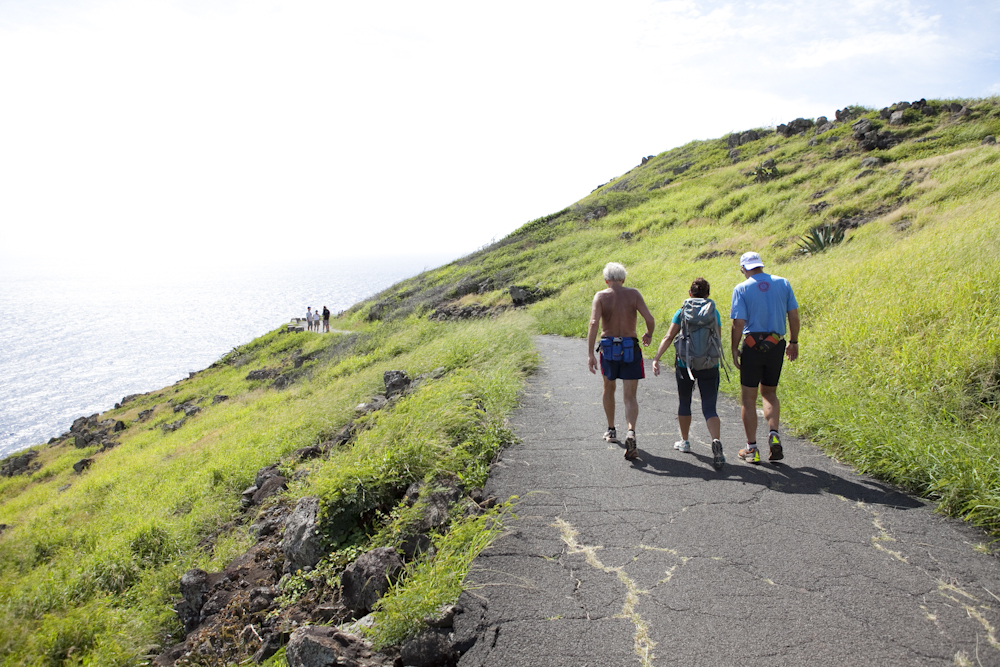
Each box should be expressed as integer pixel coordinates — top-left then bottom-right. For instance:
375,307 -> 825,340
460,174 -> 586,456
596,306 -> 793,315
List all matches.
674,298 -> 722,378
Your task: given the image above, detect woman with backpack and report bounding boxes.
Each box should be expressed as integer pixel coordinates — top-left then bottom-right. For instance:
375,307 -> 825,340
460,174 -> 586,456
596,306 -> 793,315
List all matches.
651,277 -> 726,470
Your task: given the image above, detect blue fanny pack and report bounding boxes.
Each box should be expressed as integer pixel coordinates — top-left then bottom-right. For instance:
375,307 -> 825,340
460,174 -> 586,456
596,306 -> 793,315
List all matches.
600,337 -> 635,363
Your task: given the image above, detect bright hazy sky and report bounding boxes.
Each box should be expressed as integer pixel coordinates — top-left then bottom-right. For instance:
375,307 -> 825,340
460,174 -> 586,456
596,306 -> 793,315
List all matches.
1,0 -> 997,272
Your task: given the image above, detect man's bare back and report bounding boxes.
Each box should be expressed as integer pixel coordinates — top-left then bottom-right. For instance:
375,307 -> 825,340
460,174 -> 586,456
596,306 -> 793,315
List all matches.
587,279 -> 655,376
592,285 -> 645,339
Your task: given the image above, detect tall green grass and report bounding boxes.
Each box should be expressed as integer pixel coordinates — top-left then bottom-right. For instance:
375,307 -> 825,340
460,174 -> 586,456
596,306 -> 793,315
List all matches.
0,313 -> 536,665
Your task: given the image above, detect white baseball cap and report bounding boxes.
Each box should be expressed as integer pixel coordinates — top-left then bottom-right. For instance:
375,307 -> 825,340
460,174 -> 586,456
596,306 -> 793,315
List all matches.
740,251 -> 764,270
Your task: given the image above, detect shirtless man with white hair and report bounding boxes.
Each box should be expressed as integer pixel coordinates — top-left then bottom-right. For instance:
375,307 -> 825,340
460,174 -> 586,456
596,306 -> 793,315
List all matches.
587,262 -> 655,460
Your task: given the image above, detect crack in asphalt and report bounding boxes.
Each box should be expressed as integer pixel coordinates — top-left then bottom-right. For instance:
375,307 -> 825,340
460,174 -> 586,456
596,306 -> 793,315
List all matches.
554,517 -> 656,666
848,499 -> 1000,658
552,517 -> 693,666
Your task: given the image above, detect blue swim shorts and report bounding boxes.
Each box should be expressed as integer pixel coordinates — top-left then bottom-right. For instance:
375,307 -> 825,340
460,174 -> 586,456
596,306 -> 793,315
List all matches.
599,337 -> 645,381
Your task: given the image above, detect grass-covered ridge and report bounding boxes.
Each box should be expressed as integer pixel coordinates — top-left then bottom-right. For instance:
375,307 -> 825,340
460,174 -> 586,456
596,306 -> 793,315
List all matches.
1,96 -> 999,665
0,314 -> 536,664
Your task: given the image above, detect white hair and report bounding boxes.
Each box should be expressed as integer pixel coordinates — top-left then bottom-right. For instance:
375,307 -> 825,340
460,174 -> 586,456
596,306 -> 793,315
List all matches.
603,262 -> 627,282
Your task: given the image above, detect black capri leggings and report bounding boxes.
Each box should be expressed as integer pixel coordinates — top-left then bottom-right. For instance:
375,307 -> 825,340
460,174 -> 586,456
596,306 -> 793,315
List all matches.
676,366 -> 720,420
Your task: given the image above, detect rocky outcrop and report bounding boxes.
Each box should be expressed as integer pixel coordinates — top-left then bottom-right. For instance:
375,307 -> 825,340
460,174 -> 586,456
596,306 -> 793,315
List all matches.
429,304 -> 499,321
67,413 -> 125,450
851,117 -> 898,152
246,368 -> 281,381
401,630 -> 458,667
283,496 -> 323,573
285,626 -> 384,667
173,402 -> 201,418
1,450 -> 39,477
726,130 -> 762,148
160,418 -> 186,433
240,467 -> 288,509
835,107 -> 861,122
383,370 -> 411,398
341,547 -> 404,615
509,285 -> 548,306
776,118 -> 814,137
119,393 -> 144,407
154,536 -> 289,666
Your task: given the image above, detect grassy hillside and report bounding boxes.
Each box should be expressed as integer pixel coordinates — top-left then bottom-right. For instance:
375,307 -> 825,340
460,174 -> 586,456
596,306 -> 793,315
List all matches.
1,97 -> 999,665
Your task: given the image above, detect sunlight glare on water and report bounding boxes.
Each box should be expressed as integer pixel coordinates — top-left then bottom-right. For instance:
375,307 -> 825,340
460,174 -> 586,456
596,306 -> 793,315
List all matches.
0,255 -> 453,458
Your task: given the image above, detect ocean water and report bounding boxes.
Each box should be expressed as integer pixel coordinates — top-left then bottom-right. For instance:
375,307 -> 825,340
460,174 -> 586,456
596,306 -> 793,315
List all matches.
0,255 -> 454,459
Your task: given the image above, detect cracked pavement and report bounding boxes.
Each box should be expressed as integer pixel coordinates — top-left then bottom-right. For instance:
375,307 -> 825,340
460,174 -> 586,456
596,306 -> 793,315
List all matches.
455,335 -> 1000,667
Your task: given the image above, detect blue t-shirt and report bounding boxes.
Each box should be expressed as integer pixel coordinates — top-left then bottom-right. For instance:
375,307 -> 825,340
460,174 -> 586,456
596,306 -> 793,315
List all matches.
730,273 -> 798,335
671,304 -> 722,368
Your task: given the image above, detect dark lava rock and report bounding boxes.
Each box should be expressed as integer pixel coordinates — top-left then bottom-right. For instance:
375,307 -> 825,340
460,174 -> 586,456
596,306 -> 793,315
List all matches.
401,630 -> 457,667
383,370 -> 411,398
1,450 -> 38,477
285,626 -> 375,667
292,446 -> 322,462
255,464 -> 282,489
283,496 -> 323,573
180,569 -> 213,616
251,476 -> 287,505
72,458 -> 94,474
246,368 -> 281,381
161,418 -> 186,433
341,547 -> 404,614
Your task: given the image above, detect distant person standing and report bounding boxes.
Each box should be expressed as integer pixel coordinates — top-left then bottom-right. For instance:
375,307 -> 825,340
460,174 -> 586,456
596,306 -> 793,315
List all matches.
322,306 -> 330,333
730,252 -> 800,464
587,262 -> 655,460
306,307 -> 313,332
651,277 -> 726,470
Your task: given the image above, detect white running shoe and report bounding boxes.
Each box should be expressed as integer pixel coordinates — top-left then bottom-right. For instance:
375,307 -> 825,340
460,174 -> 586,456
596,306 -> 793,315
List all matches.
673,440 -> 691,453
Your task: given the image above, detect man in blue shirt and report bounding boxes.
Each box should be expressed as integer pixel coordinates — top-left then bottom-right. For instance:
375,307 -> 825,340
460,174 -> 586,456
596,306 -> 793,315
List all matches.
730,252 -> 800,464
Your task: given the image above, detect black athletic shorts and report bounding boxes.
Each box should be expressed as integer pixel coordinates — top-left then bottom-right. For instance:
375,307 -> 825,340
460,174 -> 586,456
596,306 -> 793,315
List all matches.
739,337 -> 786,388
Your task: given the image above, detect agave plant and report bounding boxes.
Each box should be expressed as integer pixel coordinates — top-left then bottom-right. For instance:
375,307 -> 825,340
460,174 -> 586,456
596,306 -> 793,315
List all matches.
797,224 -> 845,254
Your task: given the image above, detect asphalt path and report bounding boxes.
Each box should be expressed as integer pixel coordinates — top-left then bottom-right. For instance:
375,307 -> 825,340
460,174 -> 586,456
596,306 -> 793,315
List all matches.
454,335 -> 1000,667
